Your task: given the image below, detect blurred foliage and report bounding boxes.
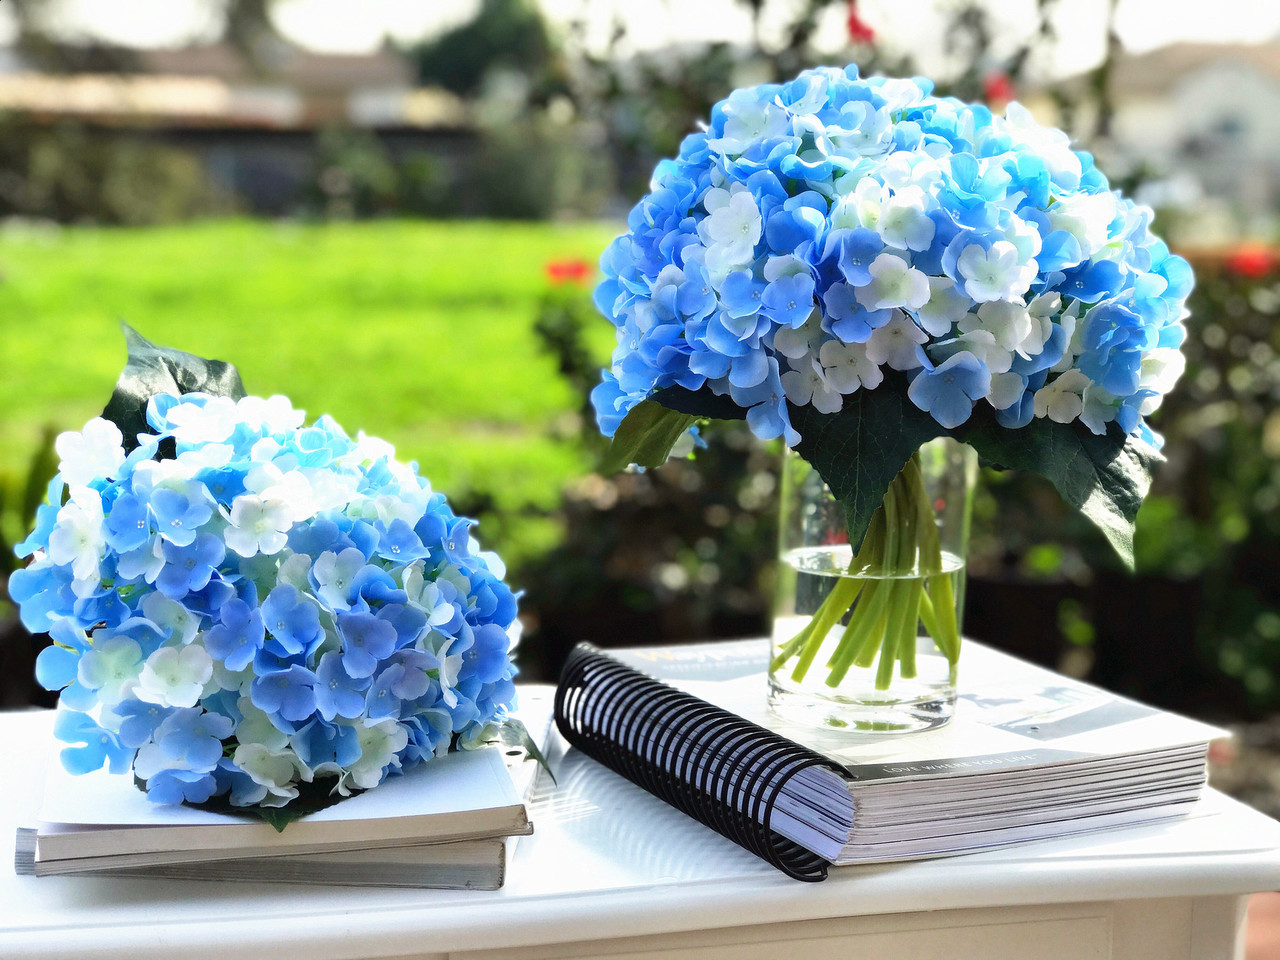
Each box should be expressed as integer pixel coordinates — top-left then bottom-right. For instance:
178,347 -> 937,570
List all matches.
962,250 -> 1280,715
520,278 -> 780,678
0,428 -> 58,710
0,118 -> 233,224
0,427 -> 57,578
310,126 -> 400,219
408,0 -> 568,103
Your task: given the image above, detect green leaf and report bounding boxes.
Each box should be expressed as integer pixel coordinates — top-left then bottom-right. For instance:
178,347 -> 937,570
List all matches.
600,400 -> 697,473
650,384 -> 747,421
189,776 -> 349,831
787,384 -> 944,552
785,372 -> 1162,570
498,718 -> 556,784
135,773 -> 350,832
599,384 -> 747,473
102,323 -> 247,453
952,410 -> 1162,571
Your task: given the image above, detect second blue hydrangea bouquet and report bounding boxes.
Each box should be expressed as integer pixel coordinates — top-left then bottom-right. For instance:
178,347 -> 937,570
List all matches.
592,66 -> 1192,714
11,328 -> 531,823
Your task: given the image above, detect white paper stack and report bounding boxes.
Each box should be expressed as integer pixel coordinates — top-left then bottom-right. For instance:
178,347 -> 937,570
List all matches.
616,641 -> 1221,866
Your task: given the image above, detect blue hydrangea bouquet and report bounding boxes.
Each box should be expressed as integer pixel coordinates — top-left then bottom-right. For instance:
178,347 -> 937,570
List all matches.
11,328 -> 531,824
593,66 -> 1192,698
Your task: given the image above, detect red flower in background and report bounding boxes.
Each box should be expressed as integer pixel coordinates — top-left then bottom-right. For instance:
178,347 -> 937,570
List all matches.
545,258 -> 592,285
1223,244 -> 1277,280
846,1 -> 875,45
984,72 -> 1015,106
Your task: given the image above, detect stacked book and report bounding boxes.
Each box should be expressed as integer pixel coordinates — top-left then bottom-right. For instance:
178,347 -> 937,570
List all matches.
16,687 -> 555,890
556,640 -> 1222,879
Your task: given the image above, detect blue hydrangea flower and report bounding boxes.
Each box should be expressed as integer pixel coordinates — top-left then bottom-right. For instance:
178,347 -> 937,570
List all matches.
592,66 -> 1192,450
15,392 -> 520,808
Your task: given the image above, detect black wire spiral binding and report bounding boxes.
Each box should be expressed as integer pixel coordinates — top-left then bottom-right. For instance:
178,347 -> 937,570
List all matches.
554,643 -> 848,882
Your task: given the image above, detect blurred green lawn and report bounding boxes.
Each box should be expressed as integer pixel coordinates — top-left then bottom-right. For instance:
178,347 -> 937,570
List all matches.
0,219 -> 620,564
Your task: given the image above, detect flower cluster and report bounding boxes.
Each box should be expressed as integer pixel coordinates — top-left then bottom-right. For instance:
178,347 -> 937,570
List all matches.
11,394 -> 519,807
592,66 -> 1192,447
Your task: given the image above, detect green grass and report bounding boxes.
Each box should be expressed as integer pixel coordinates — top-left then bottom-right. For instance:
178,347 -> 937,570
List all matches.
0,218 -> 620,563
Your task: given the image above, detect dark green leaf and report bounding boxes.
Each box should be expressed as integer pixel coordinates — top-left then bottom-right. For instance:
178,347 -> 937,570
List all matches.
498,718 -> 556,784
600,400 -> 698,473
787,384 -> 945,552
650,384 -> 747,420
787,373 -> 1160,570
173,774 -> 350,832
102,323 -> 247,453
952,412 -> 1162,570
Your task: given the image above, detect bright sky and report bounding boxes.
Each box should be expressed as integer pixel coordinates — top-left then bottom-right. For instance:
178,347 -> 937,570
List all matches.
0,0 -> 1277,79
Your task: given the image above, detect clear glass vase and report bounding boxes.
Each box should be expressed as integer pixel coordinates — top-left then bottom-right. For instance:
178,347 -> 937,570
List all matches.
769,438 -> 977,733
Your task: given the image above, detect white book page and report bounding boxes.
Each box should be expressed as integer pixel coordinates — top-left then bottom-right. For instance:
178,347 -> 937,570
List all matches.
676,641 -> 1224,781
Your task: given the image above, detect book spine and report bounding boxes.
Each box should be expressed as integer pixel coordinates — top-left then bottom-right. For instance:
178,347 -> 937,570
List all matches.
553,643 -> 844,882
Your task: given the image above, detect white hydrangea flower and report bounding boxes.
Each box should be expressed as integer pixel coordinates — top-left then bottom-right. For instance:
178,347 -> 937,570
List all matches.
698,186 -> 762,269
46,488 -> 105,584
166,395 -> 240,445
877,186 -> 936,252
55,418 -> 125,489
1080,383 -> 1120,435
781,360 -> 844,414
142,593 -> 202,646
353,431 -> 396,463
427,631 -> 466,708
344,720 -> 410,791
135,644 -> 214,708
1139,347 -> 1187,407
947,329 -> 1013,374
233,743 -> 313,806
236,394 -> 306,434
987,371 -> 1027,411
1004,102 -> 1082,186
1047,191 -> 1120,257
856,253 -> 930,311
914,277 -> 972,337
247,464 -> 317,524
852,176 -> 887,229
962,300 -> 1034,354
235,696 -> 291,752
865,312 -> 928,370
223,493 -> 293,557
957,241 -> 1037,303
176,442 -> 234,471
1034,369 -> 1092,423
706,88 -> 790,154
304,467 -> 360,514
773,311 -> 826,360
819,340 -> 883,393
77,636 -> 143,707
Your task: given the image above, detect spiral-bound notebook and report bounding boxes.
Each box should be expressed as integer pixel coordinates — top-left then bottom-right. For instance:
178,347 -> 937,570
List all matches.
554,640 -> 1221,881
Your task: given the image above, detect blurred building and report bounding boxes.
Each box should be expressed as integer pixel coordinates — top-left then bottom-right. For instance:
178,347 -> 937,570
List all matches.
0,42 -> 472,214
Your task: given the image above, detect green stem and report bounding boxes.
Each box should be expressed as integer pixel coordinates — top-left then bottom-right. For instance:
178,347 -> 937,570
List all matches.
789,575 -> 861,684
770,618 -> 815,673
826,580 -> 890,684
875,583 -> 904,690
897,578 -> 923,679
775,445 -> 965,692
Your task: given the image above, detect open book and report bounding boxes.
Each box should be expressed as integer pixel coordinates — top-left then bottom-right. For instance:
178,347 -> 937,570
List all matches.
557,642 -> 1221,876
18,685 -> 555,888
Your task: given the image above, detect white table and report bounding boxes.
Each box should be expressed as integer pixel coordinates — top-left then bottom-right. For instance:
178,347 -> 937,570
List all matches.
2,707 -> 1279,960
